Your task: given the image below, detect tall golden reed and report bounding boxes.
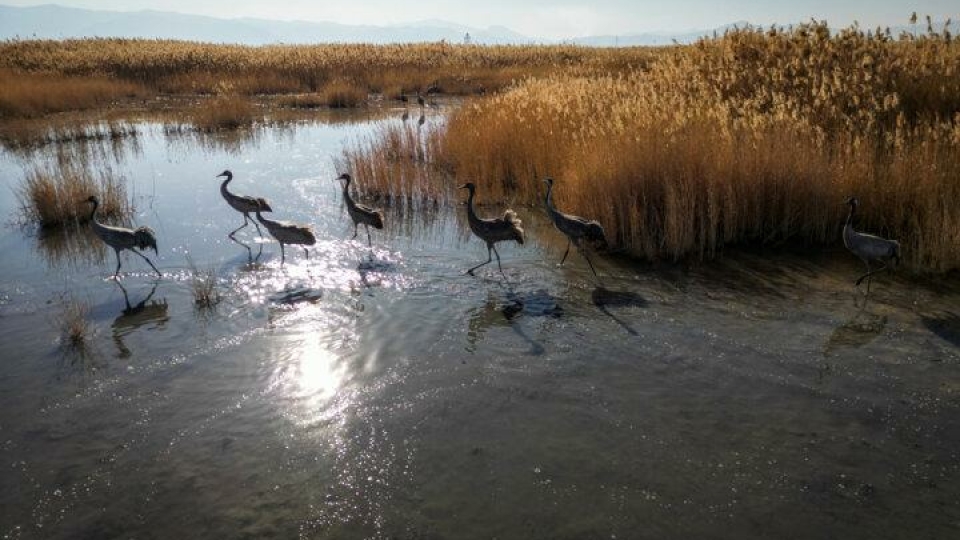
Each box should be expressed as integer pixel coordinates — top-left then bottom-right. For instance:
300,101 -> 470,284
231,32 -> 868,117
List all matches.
346,23 -> 960,272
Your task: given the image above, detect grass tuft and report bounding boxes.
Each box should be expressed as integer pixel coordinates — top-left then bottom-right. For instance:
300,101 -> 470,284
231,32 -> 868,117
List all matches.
58,297 -> 92,349
17,161 -> 132,229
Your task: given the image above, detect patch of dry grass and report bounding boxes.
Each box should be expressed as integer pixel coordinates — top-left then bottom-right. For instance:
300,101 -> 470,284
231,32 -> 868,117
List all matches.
0,68 -> 146,119
189,95 -> 257,131
344,23 -> 960,272
319,80 -> 367,108
187,257 -> 221,309
58,297 -> 92,349
17,161 -> 132,228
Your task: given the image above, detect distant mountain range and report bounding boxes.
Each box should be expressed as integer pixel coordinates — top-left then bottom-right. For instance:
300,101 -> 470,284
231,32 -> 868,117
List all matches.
0,4 -> 948,46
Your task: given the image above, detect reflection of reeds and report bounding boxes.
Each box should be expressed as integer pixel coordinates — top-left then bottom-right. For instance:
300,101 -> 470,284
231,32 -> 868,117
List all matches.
36,223 -> 107,269
17,161 -> 132,229
344,23 -> 960,273
58,297 -> 92,350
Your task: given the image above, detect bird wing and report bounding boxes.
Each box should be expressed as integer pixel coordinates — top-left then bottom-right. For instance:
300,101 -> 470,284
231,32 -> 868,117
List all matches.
355,203 -> 379,214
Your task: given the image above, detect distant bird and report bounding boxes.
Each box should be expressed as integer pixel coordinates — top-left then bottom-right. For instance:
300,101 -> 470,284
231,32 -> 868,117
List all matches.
85,195 -> 161,278
217,170 -> 272,238
399,92 -> 408,105
417,91 -> 425,109
336,173 -> 384,247
459,182 -> 524,275
843,197 -> 901,289
543,177 -> 608,277
418,113 -> 426,127
254,208 -> 316,265
401,110 -> 410,122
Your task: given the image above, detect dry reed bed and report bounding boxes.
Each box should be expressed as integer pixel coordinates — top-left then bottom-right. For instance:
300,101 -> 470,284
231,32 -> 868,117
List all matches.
344,23 -> 960,272
0,40 -> 659,118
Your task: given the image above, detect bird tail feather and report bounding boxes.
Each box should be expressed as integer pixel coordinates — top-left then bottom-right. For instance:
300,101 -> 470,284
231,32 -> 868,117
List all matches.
503,210 -> 525,245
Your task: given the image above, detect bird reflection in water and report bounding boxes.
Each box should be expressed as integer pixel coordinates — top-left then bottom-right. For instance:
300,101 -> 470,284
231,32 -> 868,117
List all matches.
229,233 -> 264,265
112,281 -> 169,358
36,223 -> 107,270
465,289 -> 561,355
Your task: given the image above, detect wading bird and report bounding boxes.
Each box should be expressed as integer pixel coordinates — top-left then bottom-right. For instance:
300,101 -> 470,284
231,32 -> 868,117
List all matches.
217,170 -> 272,238
86,195 -> 161,278
417,91 -> 425,109
543,177 -> 608,277
459,182 -> 524,275
254,208 -> 316,265
399,92 -> 408,105
336,173 -> 384,247
843,197 -> 901,290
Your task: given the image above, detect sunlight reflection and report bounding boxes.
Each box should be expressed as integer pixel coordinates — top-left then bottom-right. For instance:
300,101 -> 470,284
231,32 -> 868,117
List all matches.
273,330 -> 352,428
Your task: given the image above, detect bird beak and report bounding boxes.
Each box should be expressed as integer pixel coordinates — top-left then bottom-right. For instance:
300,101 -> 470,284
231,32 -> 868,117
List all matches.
457,184 -> 468,189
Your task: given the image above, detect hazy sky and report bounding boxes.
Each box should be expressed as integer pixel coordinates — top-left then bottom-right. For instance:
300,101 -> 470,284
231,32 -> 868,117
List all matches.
4,1 -> 957,38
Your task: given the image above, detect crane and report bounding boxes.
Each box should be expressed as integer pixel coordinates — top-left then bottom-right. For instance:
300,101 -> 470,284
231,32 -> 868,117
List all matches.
459,182 -> 524,275
217,170 -> 273,238
843,197 -> 901,291
85,195 -> 161,279
336,173 -> 384,247
543,177 -> 608,277
254,208 -> 316,265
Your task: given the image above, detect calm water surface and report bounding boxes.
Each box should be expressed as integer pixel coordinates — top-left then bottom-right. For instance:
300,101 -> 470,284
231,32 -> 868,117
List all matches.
1,108 -> 959,539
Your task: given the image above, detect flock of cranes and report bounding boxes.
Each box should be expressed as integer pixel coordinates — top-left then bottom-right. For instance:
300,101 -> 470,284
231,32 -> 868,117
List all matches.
84,170 -> 903,291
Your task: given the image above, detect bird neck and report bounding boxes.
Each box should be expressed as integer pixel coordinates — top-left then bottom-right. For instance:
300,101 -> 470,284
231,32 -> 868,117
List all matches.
465,189 -> 478,221
220,174 -> 233,197
544,183 -> 555,212
845,203 -> 855,228
88,199 -> 99,222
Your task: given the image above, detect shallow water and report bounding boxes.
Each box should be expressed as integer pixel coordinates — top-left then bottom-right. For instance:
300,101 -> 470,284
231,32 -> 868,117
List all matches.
1,108 -> 959,539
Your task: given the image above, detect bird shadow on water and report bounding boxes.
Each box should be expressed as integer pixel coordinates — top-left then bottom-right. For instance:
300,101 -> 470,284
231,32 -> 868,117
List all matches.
465,288 -> 562,356
591,286 -> 649,336
819,295 -> 888,380
111,281 -> 169,359
921,311 -> 960,349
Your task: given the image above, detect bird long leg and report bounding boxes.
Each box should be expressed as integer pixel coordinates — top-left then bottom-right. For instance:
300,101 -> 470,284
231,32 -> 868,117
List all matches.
303,247 -> 309,259
351,224 -> 359,240
113,248 -> 123,279
365,224 -> 372,247
559,240 -> 571,266
579,247 -> 600,278
467,247 -> 493,275
855,263 -> 889,287
132,249 -> 162,278
493,245 -> 504,275
250,215 -> 264,238
854,260 -> 871,289
229,215 -> 250,238
280,243 -> 286,266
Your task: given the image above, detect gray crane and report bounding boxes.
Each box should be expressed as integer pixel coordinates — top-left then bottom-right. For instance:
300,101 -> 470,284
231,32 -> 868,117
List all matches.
843,197 -> 901,290
217,170 -> 273,238
543,177 -> 608,277
254,208 -> 316,265
336,173 -> 384,247
85,195 -> 161,279
459,182 -> 525,275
